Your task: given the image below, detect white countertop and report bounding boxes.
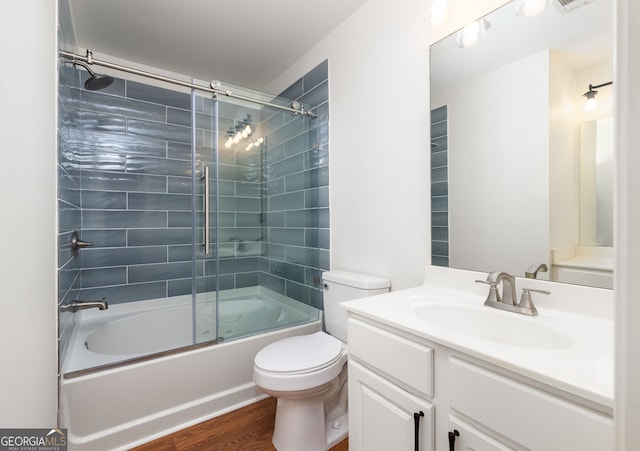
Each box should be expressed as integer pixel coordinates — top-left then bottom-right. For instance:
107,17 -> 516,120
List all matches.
343,267 -> 614,409
553,256 -> 613,272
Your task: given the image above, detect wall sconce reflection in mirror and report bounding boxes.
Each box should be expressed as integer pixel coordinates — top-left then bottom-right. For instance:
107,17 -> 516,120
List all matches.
514,0 -> 551,17
456,18 -> 491,48
583,81 -> 613,111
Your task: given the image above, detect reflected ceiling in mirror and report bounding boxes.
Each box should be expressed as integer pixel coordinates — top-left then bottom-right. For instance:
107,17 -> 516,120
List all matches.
429,0 -> 614,289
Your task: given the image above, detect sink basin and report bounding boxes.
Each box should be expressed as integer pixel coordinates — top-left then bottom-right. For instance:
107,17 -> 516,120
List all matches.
413,303 -> 572,349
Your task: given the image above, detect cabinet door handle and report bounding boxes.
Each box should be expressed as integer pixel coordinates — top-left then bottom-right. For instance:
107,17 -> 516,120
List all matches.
413,411 -> 424,451
448,429 -> 460,451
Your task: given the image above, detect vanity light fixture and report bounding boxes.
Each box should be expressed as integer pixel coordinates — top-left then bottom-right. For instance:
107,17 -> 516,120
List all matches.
431,0 -> 448,25
224,114 -> 257,149
456,19 -> 491,48
582,81 -> 613,111
514,0 -> 550,17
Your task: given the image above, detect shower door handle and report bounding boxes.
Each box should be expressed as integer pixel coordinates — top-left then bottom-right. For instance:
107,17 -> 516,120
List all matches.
201,164 -> 211,254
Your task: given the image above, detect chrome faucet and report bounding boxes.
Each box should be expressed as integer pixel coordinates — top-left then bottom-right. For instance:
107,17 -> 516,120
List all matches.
476,272 -> 549,316
487,271 -> 517,305
525,262 -> 548,279
60,299 -> 108,313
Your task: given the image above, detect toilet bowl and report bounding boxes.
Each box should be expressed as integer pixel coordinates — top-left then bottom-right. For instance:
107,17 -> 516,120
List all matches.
253,270 -> 390,451
254,331 -> 349,451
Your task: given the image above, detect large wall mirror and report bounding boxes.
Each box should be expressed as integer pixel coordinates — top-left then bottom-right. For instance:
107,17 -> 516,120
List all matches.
430,0 -> 613,288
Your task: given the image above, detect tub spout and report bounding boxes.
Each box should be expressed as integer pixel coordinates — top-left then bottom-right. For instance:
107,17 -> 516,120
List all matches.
60,299 -> 108,313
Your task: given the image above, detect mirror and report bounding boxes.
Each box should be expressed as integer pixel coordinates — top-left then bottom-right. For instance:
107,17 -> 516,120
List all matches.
430,0 -> 614,288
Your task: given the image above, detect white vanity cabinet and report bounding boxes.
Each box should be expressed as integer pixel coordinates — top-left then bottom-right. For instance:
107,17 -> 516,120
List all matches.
347,316 -> 613,451
348,318 -> 435,451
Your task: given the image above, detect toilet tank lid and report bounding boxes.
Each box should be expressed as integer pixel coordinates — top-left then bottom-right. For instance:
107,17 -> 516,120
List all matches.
322,270 -> 390,290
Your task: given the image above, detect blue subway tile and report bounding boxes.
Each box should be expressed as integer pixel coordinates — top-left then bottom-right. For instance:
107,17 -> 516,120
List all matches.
126,80 -> 190,110
81,170 -> 165,193
128,192 -> 192,211
431,105 -> 448,124
81,266 -> 126,288
127,118 -> 192,144
128,261 -> 194,283
82,246 -> 167,268
79,282 -> 167,304
168,245 -> 193,262
81,190 -> 127,210
302,60 -> 328,93
126,156 -> 192,177
128,228 -> 192,246
73,110 -> 127,134
83,210 -> 167,229
167,108 -> 192,127
299,80 -> 328,109
80,230 -> 127,247
269,191 -> 304,211
269,228 -> 305,246
79,89 -> 166,122
431,150 -> 448,168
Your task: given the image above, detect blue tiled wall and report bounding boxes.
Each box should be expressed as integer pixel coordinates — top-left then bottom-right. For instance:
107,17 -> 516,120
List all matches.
59,54 -> 330,309
260,60 -> 330,310
431,105 -> 449,266
57,0 -> 81,367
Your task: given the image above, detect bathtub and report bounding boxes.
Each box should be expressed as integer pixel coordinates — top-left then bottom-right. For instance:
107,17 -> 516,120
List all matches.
60,287 -> 321,450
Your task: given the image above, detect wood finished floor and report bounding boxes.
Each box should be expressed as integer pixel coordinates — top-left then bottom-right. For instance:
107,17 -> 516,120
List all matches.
131,397 -> 348,451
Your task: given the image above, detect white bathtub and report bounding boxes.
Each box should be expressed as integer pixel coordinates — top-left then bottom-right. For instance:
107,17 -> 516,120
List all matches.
60,287 -> 321,450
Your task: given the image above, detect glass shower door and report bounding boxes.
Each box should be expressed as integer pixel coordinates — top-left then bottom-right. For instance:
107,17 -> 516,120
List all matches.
193,89 -> 220,345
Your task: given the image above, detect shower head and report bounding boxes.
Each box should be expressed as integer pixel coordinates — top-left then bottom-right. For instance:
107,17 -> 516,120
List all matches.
73,61 -> 114,91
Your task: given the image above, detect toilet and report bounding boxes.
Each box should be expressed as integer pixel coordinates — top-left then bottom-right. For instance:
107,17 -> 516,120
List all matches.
253,270 -> 390,451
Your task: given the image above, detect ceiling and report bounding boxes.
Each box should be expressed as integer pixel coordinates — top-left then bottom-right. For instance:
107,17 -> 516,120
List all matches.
68,0 -> 368,91
430,0 -> 613,93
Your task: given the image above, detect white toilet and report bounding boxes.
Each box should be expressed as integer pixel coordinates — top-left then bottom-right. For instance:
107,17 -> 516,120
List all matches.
253,270 -> 390,451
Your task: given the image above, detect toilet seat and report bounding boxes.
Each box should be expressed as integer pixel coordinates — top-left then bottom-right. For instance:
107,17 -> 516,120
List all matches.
254,332 -> 347,392
255,331 -> 343,374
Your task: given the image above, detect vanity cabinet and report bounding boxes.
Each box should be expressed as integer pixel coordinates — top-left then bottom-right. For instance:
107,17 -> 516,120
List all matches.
347,316 -> 613,451
349,361 -> 435,451
348,318 -> 435,450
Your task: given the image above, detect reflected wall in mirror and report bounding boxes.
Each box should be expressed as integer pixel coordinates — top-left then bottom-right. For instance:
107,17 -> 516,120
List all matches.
579,117 -> 614,247
430,0 -> 614,288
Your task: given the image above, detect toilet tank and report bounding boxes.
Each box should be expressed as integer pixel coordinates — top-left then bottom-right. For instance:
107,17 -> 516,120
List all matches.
322,270 -> 390,342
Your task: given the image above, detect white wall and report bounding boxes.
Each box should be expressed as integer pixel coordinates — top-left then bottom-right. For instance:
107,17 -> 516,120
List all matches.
267,0 -> 431,290
548,50 -> 579,252
616,0 -> 640,447
434,50 -> 550,276
268,0 -> 640,446
0,1 -> 58,426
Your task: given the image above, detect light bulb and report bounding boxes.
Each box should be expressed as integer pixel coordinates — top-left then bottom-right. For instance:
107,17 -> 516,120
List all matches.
456,21 -> 483,48
431,0 -> 447,25
245,144 -> 252,151
233,131 -> 242,144
225,137 -> 233,148
244,124 -> 252,136
257,137 -> 264,144
515,0 -> 548,17
585,97 -> 597,111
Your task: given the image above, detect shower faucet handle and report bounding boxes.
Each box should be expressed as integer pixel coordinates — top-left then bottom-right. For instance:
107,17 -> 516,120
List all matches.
69,231 -> 93,258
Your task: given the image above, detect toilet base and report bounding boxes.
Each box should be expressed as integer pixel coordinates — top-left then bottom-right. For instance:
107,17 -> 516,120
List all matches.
272,395 -> 348,451
325,411 -> 349,449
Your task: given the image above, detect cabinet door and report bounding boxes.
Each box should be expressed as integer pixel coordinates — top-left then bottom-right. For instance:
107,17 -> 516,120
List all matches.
349,360 -> 434,451
448,415 -> 515,451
